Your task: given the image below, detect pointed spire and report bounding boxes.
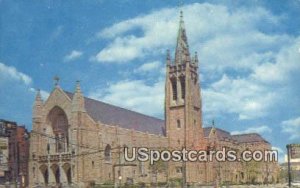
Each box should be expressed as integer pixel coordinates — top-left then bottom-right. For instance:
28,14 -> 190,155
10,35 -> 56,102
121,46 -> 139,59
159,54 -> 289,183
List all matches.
33,89 -> 43,119
180,10 -> 183,21
166,49 -> 171,66
72,80 -> 86,112
175,11 -> 190,64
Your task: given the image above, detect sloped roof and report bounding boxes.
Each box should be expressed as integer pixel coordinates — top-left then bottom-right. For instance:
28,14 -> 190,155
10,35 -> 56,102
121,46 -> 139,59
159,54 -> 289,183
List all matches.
203,127 -> 231,140
203,127 -> 212,137
232,133 -> 269,144
65,91 -> 166,136
204,127 -> 269,144
216,129 -> 231,140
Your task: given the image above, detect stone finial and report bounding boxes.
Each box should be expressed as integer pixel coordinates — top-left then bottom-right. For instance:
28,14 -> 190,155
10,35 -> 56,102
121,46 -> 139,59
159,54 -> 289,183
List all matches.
75,80 -> 81,93
72,80 -> 86,113
35,89 -> 42,101
166,49 -> 170,60
194,51 -> 199,66
33,89 -> 43,119
180,10 -> 184,22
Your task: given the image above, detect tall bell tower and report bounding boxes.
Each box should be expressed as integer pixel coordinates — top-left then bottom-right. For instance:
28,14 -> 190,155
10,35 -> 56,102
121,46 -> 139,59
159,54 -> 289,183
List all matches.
165,11 -> 206,184
165,11 -> 204,151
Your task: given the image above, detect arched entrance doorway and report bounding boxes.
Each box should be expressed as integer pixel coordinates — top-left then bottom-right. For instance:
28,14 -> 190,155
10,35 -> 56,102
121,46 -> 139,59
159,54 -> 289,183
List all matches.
51,164 -> 60,184
63,163 -> 72,184
39,165 -> 48,185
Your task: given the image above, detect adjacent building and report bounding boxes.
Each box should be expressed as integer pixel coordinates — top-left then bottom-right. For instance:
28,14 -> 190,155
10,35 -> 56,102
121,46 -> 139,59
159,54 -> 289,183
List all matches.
28,12 -> 279,187
0,119 -> 30,187
281,145 -> 300,183
204,127 -> 279,184
0,129 -> 9,184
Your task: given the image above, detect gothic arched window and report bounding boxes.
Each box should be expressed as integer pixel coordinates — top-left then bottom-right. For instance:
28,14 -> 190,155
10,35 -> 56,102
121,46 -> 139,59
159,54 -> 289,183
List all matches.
180,76 -> 185,99
177,119 -> 181,128
47,106 -> 69,153
104,145 -> 111,162
171,78 -> 177,101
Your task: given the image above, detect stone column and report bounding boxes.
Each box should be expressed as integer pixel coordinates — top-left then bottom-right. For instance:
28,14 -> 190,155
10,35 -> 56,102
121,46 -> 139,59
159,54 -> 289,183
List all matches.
59,156 -> 68,185
48,160 -> 56,186
37,166 -> 44,187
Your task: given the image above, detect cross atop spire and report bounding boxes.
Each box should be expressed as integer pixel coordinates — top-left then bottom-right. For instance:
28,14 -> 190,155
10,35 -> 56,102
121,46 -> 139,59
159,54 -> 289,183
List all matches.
54,76 -> 60,87
175,11 -> 190,64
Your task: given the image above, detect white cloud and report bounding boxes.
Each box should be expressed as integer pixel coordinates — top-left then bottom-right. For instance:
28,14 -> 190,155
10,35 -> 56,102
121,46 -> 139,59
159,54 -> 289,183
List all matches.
64,50 -> 83,62
40,90 -> 50,100
0,62 -> 32,85
231,125 -> 272,135
202,36 -> 300,120
251,37 -> 300,83
49,25 -> 64,42
89,2 -> 300,123
29,88 -> 50,100
199,33 -> 292,74
91,39 -> 141,63
133,61 -> 162,73
202,74 -> 277,120
272,146 -> 285,163
281,117 -> 300,140
272,146 -> 284,154
92,3 -> 282,64
88,79 -> 165,117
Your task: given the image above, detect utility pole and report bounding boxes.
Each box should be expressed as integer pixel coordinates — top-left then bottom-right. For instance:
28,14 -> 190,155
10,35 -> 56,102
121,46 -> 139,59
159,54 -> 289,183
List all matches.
14,137 -> 19,188
182,106 -> 187,188
287,144 -> 291,188
118,145 -> 121,188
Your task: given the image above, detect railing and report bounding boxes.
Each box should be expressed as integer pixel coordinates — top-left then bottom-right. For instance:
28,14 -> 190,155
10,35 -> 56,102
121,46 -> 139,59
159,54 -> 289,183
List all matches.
50,155 -> 59,161
38,156 -> 48,162
61,153 -> 71,161
38,153 -> 72,162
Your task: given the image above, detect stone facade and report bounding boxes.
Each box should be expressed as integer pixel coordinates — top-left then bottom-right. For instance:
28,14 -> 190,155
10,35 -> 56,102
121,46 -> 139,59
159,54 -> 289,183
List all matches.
29,86 -> 168,187
28,12 -> 279,187
204,127 -> 279,185
0,132 -> 8,184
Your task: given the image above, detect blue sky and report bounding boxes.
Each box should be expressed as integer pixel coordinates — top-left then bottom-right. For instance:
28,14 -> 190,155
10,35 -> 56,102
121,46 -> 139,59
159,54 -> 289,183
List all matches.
0,0 -> 300,162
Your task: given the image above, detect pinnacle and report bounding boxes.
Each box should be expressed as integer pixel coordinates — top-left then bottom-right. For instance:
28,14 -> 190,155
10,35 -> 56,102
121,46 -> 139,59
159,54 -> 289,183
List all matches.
75,80 -> 81,93
35,89 -> 42,101
166,49 -> 171,60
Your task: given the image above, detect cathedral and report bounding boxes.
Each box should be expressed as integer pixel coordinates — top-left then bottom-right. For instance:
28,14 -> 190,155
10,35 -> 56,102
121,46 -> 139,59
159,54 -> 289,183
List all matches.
29,12 -> 279,187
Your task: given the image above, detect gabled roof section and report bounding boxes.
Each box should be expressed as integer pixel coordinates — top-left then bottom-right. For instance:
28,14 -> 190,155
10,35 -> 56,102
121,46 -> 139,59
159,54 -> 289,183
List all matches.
232,133 -> 270,144
204,127 -> 231,140
215,128 -> 231,140
204,127 -> 269,144
65,91 -> 166,136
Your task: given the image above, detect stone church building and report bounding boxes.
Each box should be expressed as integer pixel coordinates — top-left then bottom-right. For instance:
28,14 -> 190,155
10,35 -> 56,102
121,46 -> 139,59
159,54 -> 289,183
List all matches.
29,12 -> 279,187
